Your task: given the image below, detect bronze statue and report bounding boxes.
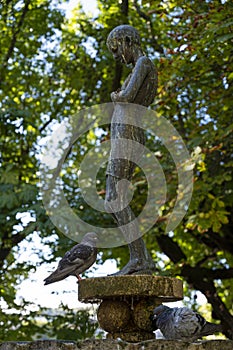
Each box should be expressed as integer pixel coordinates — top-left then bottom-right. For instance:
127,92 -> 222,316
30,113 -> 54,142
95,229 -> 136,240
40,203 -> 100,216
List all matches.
105,25 -> 158,275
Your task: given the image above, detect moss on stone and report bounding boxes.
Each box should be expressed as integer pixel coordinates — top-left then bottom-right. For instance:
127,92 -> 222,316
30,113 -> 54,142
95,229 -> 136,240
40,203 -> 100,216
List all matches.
1,340 -> 233,350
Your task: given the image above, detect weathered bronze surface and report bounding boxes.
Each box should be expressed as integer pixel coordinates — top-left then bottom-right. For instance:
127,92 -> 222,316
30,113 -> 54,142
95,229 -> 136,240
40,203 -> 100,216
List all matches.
78,26 -> 183,343
105,25 -> 158,276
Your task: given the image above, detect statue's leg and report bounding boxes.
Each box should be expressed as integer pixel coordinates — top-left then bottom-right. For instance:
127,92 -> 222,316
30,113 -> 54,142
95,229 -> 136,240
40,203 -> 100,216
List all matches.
105,175 -> 156,275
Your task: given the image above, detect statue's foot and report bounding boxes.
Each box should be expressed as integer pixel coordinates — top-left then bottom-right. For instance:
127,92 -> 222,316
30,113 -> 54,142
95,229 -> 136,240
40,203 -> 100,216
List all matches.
109,259 -> 156,276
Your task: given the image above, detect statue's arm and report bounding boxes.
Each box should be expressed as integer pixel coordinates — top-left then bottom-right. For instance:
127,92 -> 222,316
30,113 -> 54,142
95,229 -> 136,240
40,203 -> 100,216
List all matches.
111,56 -> 150,103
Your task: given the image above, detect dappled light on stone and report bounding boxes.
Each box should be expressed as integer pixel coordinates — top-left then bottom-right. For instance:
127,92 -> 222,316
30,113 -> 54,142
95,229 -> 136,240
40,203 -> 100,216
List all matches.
78,275 -> 183,342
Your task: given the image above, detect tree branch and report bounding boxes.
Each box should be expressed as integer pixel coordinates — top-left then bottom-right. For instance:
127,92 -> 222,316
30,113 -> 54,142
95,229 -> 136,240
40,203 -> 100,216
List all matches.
0,0 -> 31,82
156,233 -> 233,338
133,0 -> 164,54
0,232 -> 26,269
192,229 -> 233,256
5,0 -> 30,64
181,264 -> 233,339
111,61 -> 123,92
120,0 -> 128,18
157,234 -> 186,263
110,0 -> 129,92
0,221 -> 37,268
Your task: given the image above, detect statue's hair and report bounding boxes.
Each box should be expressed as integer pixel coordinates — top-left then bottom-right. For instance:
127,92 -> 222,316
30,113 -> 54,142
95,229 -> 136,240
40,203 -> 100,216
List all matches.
106,25 -> 141,49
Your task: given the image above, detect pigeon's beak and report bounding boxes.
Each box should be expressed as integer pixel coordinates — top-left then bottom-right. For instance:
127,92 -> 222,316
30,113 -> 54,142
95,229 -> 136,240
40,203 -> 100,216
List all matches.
149,314 -> 156,321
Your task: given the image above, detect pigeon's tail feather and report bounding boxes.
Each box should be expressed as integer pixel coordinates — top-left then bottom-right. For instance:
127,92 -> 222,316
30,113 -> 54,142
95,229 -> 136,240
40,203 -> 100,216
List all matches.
44,277 -> 56,285
200,322 -> 223,337
44,270 -> 69,285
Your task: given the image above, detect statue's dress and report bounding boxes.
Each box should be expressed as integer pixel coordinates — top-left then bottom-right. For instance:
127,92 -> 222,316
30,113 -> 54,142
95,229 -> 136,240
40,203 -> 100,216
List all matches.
106,57 -> 157,180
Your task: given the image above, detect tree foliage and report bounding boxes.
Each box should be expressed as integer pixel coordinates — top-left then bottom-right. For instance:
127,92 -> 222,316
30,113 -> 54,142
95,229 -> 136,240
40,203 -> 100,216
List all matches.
0,0 -> 232,341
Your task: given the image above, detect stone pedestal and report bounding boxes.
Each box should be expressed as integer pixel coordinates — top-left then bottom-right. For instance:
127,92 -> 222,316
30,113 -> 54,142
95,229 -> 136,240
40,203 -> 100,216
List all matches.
78,275 -> 183,342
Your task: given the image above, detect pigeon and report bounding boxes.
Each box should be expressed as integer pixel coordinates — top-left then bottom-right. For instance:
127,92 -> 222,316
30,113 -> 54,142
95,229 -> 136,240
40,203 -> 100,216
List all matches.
152,304 -> 223,341
44,232 -> 98,285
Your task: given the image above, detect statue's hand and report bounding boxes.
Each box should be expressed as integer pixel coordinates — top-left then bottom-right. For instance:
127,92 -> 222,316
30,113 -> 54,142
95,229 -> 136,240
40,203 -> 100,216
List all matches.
111,91 -> 119,102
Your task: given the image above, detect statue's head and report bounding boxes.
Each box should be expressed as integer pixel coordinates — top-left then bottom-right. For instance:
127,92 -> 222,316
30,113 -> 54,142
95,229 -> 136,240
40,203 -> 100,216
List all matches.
107,25 -> 141,50
106,25 -> 141,64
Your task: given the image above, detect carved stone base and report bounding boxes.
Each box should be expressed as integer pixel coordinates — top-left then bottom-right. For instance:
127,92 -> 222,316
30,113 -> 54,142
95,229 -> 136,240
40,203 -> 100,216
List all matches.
78,275 -> 183,342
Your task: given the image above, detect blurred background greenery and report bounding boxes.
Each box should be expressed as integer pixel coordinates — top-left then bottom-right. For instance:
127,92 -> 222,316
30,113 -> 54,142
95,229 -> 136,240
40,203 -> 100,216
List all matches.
0,0 -> 232,341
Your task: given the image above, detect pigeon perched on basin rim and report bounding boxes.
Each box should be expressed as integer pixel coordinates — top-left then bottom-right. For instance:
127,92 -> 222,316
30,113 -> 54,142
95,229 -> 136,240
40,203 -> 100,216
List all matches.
44,232 -> 98,285
152,304 -> 223,341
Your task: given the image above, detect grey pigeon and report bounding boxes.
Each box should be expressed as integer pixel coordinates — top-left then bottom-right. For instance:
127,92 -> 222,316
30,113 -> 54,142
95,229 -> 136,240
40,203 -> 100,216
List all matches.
152,304 -> 222,341
44,232 -> 98,285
